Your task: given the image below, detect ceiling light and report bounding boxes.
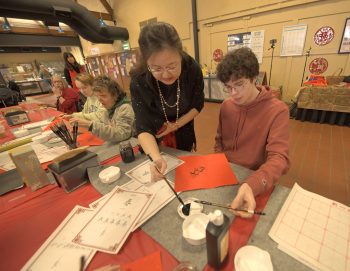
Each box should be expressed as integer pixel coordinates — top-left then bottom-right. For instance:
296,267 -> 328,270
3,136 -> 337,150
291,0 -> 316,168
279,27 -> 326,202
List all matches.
2,19 -> 11,31
98,18 -> 107,28
57,26 -> 64,33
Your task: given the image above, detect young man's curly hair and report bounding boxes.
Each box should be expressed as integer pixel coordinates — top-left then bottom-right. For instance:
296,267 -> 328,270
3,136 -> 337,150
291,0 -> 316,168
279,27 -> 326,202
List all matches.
216,47 -> 259,83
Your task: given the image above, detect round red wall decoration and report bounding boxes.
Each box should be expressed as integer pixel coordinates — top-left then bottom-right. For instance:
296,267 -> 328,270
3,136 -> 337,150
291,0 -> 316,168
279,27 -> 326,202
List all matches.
213,49 -> 224,62
309,57 -> 328,74
314,26 -> 334,46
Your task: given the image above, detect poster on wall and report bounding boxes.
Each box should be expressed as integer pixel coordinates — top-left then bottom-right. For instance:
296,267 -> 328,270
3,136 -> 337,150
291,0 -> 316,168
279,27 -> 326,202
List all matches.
227,30 -> 264,63
339,18 -> 350,54
280,24 -> 308,56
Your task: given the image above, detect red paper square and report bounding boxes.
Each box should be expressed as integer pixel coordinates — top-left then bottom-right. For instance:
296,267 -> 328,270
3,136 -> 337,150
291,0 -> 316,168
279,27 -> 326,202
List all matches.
174,153 -> 238,192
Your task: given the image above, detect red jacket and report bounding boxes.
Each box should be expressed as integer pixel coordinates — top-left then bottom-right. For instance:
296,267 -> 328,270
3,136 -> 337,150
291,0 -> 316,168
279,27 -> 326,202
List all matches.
56,87 -> 79,114
215,85 -> 290,196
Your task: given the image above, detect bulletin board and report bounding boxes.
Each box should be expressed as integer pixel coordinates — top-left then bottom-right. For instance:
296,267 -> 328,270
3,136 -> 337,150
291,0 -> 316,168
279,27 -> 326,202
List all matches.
339,18 -> 350,54
227,30 -> 265,64
280,24 -> 308,56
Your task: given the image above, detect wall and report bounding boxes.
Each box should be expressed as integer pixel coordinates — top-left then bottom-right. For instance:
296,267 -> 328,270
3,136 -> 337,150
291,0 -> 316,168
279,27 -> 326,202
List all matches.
104,0 -> 349,102
196,0 -> 350,101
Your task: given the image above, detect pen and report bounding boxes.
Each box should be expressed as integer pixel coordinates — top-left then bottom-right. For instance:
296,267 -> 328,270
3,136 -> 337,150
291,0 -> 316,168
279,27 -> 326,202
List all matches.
194,200 -> 266,215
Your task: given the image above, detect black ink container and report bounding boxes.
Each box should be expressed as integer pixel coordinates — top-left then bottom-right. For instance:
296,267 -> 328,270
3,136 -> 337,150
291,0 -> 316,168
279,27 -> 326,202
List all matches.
206,210 -> 230,270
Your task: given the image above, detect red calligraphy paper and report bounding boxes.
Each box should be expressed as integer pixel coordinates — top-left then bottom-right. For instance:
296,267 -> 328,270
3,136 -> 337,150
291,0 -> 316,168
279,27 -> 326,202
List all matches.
174,153 -> 238,192
122,251 -> 162,271
77,132 -> 104,146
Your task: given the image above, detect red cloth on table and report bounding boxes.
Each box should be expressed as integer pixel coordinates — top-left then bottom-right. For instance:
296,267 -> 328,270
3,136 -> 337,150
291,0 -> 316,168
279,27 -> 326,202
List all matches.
203,187 -> 273,271
0,184 -> 179,271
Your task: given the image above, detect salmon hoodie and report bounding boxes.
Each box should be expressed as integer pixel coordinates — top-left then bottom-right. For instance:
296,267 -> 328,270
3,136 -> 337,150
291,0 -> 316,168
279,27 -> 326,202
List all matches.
214,85 -> 290,196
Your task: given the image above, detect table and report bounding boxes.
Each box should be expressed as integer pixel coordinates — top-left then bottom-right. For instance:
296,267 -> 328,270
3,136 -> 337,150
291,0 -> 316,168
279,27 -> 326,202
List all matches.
296,85 -> 350,125
0,144 -> 313,270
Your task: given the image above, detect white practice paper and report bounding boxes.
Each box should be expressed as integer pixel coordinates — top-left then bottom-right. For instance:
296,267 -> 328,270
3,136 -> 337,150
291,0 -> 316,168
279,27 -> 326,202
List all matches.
125,152 -> 184,184
89,179 -> 176,231
21,206 -> 96,271
269,183 -> 350,271
72,187 -> 153,254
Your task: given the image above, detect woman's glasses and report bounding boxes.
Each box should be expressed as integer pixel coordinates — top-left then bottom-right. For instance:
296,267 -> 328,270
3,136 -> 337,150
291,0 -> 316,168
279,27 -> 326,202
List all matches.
148,64 -> 179,76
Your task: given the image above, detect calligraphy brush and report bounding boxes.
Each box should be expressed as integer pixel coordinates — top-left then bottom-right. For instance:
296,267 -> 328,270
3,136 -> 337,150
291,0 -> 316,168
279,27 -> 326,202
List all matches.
72,121 -> 78,147
50,124 -> 76,149
58,121 -> 74,146
194,200 -> 266,215
147,154 -> 191,216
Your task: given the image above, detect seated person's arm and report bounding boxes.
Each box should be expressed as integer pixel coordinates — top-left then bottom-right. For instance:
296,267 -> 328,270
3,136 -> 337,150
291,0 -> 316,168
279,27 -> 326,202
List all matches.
231,108 -> 290,218
89,104 -> 134,143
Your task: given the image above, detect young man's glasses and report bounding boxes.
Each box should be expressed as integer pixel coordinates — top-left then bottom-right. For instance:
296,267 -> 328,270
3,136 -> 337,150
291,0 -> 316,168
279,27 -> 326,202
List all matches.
223,79 -> 249,93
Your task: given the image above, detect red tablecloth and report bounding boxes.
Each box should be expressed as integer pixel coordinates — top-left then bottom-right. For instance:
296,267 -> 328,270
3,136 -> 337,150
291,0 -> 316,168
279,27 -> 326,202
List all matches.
0,184 -> 179,271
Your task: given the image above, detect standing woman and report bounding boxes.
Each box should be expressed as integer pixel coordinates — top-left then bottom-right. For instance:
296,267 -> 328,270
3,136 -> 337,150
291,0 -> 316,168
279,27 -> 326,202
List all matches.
63,52 -> 87,110
130,22 -> 204,180
63,52 -> 85,90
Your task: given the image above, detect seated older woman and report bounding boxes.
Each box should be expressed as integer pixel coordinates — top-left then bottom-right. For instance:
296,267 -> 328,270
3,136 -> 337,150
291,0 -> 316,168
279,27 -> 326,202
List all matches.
51,74 -> 79,114
69,76 -> 135,143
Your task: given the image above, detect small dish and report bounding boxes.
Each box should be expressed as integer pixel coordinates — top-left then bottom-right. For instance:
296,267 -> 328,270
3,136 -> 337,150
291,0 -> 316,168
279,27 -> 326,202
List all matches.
182,213 -> 209,245
235,245 -> 273,271
99,166 -> 121,184
177,197 -> 203,219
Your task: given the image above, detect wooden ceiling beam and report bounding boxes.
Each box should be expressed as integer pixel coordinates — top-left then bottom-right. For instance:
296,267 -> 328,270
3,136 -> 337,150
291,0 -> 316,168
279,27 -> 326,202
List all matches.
99,0 -> 114,18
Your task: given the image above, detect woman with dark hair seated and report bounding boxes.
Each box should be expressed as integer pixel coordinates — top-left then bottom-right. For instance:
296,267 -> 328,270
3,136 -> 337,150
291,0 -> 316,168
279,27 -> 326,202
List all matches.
69,76 -> 135,143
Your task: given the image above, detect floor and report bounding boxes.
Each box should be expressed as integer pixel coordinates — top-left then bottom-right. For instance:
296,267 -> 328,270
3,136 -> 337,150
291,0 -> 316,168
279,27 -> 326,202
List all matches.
27,94 -> 350,206
195,102 -> 350,206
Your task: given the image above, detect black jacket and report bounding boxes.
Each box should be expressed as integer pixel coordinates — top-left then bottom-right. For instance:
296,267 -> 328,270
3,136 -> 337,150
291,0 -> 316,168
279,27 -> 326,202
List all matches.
130,53 -> 204,151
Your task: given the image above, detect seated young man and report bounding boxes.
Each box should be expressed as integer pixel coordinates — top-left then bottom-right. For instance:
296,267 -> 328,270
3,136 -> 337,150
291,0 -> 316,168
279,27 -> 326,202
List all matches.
214,47 -> 290,218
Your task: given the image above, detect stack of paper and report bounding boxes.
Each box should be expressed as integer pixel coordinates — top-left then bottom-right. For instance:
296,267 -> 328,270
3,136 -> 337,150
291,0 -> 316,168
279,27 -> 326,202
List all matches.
269,183 -> 350,271
23,152 -> 184,270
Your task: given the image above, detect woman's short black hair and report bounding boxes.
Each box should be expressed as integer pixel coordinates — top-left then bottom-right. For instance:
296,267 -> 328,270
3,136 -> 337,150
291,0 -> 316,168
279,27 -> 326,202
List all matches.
217,47 -> 259,83
92,76 -> 126,102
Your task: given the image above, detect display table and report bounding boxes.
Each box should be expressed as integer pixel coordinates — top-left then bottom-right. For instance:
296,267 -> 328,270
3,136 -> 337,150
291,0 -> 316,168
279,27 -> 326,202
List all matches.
296,85 -> 350,125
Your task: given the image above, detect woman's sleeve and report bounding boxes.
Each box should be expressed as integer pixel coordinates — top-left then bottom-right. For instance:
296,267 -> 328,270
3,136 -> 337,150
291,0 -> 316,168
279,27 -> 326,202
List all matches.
61,89 -> 79,111
130,79 -> 157,135
91,104 -> 135,142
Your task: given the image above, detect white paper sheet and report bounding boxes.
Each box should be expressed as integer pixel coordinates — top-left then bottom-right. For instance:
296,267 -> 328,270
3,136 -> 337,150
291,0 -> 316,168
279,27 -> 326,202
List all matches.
125,152 -> 184,184
269,183 -> 350,271
21,206 -> 96,271
72,187 -> 153,254
0,144 -> 68,171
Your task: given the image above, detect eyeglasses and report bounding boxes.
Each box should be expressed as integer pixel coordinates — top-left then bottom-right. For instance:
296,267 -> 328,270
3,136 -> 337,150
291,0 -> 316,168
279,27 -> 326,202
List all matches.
223,79 -> 249,93
147,64 -> 180,75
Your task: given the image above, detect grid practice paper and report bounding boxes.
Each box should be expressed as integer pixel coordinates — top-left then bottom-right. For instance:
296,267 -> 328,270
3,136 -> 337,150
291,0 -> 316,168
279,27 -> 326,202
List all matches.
269,183 -> 350,271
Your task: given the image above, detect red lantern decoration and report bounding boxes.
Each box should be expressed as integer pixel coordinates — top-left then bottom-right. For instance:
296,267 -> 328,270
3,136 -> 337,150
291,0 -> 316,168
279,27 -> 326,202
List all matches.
309,57 -> 328,74
314,26 -> 334,46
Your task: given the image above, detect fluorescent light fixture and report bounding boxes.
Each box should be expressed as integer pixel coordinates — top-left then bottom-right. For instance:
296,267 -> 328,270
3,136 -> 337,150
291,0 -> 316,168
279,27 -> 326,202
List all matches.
2,20 -> 11,31
57,26 -> 64,33
98,18 -> 107,28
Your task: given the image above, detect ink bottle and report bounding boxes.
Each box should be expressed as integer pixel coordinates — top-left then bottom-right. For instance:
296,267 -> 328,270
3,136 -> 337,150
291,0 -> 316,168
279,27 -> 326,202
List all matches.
206,210 -> 230,270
